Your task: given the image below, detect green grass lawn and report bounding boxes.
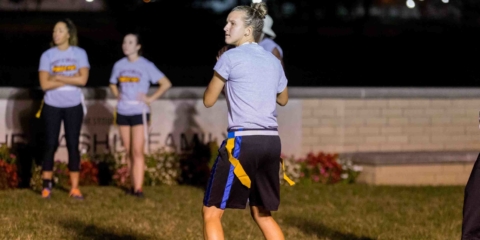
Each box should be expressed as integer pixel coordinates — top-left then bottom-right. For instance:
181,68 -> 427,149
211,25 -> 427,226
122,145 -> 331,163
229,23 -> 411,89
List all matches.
0,184 -> 464,240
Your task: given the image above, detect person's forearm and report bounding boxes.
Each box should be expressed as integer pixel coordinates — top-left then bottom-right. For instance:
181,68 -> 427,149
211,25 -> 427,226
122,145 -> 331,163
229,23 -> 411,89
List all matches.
109,84 -> 119,98
276,87 -> 288,106
40,72 -> 65,91
41,81 -> 65,91
149,81 -> 172,101
55,75 -> 88,86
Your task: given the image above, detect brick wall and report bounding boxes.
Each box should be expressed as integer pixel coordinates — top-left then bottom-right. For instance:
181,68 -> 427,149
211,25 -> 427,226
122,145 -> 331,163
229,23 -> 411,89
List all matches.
357,162 -> 473,185
2,87 -> 480,157
302,99 -> 480,155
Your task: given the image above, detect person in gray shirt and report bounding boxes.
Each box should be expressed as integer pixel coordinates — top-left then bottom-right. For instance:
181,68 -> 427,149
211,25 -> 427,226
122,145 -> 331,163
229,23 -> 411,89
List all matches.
258,14 -> 284,67
37,18 -> 90,200
202,2 -> 292,240
109,33 -> 172,197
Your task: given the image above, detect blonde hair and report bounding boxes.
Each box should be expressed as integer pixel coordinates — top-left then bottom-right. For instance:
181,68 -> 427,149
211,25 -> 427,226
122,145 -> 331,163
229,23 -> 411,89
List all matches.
231,2 -> 267,42
50,18 -> 78,47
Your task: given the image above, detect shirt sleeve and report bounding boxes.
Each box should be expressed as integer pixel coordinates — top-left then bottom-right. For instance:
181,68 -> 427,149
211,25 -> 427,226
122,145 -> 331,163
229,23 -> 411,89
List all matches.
77,48 -> 90,69
38,52 -> 50,72
277,64 -> 288,93
109,63 -> 119,84
147,62 -> 165,84
213,53 -> 231,81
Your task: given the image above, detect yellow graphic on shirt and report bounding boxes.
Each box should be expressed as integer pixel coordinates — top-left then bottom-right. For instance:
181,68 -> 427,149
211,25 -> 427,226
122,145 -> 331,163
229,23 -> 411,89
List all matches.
118,76 -> 140,83
52,65 -> 77,73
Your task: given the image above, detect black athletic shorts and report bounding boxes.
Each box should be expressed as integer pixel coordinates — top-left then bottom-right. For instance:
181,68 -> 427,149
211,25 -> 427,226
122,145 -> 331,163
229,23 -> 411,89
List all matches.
116,113 -> 150,126
203,129 -> 281,211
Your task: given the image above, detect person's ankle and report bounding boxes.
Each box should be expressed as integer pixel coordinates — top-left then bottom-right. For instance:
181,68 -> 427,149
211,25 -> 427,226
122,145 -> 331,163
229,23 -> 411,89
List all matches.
42,179 -> 53,189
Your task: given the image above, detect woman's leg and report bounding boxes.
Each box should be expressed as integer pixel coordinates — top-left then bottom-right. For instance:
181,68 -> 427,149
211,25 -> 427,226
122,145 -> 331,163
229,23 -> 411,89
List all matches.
202,206 -> 225,240
131,124 -> 145,193
246,135 -> 284,239
118,125 -> 132,189
250,206 -> 284,240
41,104 -> 62,196
63,104 -> 84,191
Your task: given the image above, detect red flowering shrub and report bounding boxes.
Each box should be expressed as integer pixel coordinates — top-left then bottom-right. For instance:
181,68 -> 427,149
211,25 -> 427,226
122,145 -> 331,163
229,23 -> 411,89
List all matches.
0,144 -> 19,190
51,155 -> 100,188
79,158 -> 99,186
298,152 -> 343,184
0,160 -> 18,189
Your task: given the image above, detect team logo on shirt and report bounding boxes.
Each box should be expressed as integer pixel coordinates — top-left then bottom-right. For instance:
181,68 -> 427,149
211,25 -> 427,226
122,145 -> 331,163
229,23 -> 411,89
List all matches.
118,76 -> 140,83
51,58 -> 78,74
118,69 -> 142,83
52,65 -> 77,73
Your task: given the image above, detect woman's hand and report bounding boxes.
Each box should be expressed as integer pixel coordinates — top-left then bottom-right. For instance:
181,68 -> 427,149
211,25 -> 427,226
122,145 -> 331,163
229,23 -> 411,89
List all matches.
138,93 -> 152,105
49,72 -> 79,82
144,96 -> 153,105
48,74 -> 57,81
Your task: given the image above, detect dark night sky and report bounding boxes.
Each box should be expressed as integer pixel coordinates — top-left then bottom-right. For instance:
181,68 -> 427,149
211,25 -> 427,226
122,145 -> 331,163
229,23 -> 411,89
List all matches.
1,0 -> 480,88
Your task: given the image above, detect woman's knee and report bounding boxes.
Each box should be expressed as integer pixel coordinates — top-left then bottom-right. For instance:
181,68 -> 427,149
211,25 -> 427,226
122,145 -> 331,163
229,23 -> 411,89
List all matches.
66,145 -> 80,157
250,206 -> 272,221
65,140 -> 79,152
203,206 -> 223,221
132,147 -> 143,159
64,129 -> 80,151
123,147 -> 131,157
44,140 -> 58,153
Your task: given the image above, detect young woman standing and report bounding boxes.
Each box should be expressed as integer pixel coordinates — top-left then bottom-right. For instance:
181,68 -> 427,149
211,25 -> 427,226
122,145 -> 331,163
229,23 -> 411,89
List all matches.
109,33 -> 172,197
202,3 -> 293,240
38,19 -> 89,199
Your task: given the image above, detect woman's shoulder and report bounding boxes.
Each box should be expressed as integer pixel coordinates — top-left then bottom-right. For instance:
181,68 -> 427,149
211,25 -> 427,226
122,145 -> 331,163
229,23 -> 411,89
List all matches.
222,46 -> 248,59
219,44 -> 264,64
115,57 -> 128,63
112,57 -> 128,67
41,47 -> 57,56
138,56 -> 153,65
71,46 -> 87,54
139,57 -> 161,69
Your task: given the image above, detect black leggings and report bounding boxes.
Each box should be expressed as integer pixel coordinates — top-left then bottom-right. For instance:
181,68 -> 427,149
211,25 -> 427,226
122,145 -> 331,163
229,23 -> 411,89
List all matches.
41,103 -> 83,172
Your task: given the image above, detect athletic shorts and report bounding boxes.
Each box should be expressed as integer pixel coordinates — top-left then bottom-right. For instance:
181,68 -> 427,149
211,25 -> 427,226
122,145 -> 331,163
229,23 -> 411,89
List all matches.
203,129 -> 281,211
116,113 -> 150,126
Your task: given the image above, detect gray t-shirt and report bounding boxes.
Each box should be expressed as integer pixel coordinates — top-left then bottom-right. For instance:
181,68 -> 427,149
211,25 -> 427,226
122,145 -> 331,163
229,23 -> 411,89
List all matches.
259,38 -> 283,58
38,46 -> 90,108
214,43 -> 287,130
110,57 -> 165,115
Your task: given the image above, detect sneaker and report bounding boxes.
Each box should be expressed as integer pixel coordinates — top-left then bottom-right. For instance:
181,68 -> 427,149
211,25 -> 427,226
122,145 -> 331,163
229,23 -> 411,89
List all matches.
133,189 -> 144,198
41,188 -> 51,199
69,188 -> 84,200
